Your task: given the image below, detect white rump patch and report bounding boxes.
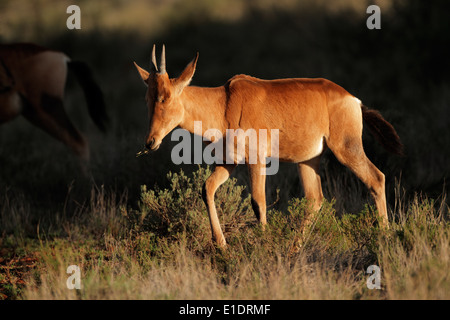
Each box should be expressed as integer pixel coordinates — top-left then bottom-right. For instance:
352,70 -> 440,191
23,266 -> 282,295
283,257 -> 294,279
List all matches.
352,96 -> 362,106
63,55 -> 71,63
314,137 -> 324,156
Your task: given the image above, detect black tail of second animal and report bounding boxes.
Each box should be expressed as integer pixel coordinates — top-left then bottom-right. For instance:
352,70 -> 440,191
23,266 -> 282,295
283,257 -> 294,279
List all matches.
67,60 -> 109,132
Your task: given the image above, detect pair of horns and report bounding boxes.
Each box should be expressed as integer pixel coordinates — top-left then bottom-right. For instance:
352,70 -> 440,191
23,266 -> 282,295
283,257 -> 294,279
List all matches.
151,44 -> 166,74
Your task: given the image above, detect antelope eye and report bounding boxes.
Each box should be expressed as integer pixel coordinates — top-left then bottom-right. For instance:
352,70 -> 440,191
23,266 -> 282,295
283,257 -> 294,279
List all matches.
158,96 -> 165,103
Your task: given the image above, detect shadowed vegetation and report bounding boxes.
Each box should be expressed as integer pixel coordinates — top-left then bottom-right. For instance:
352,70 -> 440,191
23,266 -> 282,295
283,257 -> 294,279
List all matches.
1,167 -> 448,299
0,0 -> 449,299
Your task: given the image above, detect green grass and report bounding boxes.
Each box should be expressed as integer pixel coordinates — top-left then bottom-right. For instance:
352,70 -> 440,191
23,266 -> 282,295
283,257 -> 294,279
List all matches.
1,167 -> 448,300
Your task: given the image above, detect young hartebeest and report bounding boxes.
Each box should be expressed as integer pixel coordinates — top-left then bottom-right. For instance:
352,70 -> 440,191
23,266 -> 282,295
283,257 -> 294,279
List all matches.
134,45 -> 403,247
0,43 -> 108,165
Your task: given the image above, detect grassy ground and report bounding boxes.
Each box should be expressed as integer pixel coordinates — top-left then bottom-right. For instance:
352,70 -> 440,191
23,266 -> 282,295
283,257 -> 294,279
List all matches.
1,167 -> 448,300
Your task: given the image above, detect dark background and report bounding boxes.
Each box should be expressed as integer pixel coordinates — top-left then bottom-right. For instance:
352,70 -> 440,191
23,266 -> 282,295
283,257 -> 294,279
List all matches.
0,0 -> 449,220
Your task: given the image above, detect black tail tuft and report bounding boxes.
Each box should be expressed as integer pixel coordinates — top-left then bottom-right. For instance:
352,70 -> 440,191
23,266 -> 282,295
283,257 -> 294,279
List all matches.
67,60 -> 109,132
361,105 -> 404,156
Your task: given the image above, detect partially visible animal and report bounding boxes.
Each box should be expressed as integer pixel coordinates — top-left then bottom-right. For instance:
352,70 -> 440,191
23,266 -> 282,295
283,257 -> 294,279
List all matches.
0,43 -> 108,166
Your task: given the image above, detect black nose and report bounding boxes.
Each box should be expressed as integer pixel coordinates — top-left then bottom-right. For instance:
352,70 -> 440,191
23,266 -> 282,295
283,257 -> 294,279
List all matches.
145,137 -> 155,150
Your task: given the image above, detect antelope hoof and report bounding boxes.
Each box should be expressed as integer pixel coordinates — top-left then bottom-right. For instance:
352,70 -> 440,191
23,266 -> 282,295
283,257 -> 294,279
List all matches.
214,237 -> 227,249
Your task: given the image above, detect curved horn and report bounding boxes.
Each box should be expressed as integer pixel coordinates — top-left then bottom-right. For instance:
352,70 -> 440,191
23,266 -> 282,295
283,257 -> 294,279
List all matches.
151,44 -> 158,72
160,44 -> 166,74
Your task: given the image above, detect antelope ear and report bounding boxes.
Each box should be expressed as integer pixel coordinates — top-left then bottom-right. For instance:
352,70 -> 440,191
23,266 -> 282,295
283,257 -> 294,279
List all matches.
174,53 -> 199,94
134,61 -> 149,86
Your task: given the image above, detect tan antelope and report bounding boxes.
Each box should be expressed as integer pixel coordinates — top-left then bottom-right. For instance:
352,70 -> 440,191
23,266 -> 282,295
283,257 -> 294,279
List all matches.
0,43 -> 108,166
134,45 -> 403,247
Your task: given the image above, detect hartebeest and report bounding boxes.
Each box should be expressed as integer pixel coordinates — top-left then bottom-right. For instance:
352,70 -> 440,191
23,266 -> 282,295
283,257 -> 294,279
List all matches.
134,45 -> 403,247
0,43 -> 108,165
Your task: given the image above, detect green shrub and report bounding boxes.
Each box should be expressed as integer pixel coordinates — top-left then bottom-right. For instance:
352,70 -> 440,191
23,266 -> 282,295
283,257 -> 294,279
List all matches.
123,166 -> 253,250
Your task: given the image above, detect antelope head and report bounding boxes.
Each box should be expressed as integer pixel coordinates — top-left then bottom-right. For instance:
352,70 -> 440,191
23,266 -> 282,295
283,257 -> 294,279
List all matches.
134,44 -> 198,151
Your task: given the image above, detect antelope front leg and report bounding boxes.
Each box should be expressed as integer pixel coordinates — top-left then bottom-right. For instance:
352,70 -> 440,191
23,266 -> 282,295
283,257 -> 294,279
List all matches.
202,164 -> 236,247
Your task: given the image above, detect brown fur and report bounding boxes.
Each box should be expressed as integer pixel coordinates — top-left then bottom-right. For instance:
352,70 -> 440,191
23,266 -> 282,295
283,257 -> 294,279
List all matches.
135,46 -> 402,247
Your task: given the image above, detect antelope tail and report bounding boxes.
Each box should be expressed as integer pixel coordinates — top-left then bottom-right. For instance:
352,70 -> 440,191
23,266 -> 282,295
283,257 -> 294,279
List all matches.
67,60 -> 109,132
361,105 -> 404,156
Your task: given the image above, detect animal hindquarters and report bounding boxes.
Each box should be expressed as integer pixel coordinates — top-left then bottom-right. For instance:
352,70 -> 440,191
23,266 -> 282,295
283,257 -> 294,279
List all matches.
331,142 -> 388,227
326,96 -> 388,226
19,51 -> 90,163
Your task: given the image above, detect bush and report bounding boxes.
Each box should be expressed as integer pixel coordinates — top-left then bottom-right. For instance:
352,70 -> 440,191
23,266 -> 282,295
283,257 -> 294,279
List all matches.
123,166 -> 253,250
